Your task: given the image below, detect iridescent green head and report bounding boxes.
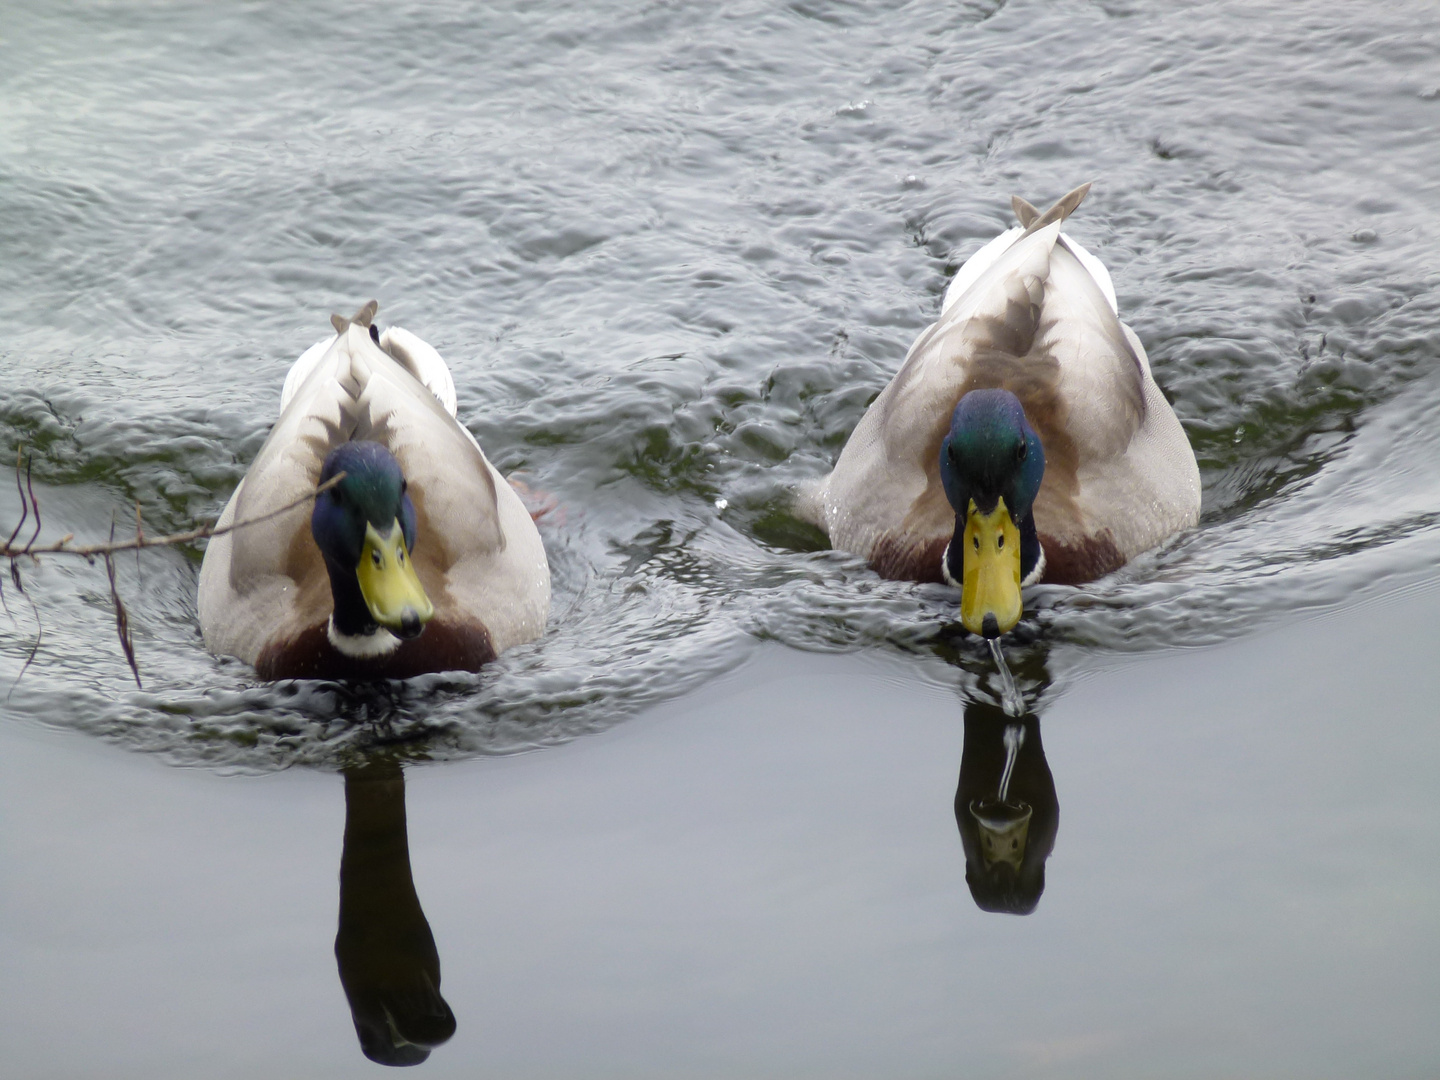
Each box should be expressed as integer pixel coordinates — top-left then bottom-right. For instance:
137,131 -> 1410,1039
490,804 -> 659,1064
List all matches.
939,390 -> 1045,637
311,441 -> 433,640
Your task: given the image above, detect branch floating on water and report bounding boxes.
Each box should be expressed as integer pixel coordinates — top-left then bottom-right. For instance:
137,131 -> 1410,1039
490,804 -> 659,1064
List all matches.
1,469 -> 345,559
1,448 -> 345,685
105,517 -> 141,689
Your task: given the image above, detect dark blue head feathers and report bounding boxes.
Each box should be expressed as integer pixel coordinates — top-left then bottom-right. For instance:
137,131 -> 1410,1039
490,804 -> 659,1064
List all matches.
312,442 -> 418,570
310,441 -> 425,639
939,389 -> 1045,521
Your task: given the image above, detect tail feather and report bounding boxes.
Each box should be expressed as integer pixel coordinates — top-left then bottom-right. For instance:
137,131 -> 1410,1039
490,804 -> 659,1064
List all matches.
1018,182 -> 1092,238
330,299 -> 379,335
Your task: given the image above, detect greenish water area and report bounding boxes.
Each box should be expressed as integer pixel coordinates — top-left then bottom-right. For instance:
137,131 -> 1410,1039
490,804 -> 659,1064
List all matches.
2,0 -> 1440,1074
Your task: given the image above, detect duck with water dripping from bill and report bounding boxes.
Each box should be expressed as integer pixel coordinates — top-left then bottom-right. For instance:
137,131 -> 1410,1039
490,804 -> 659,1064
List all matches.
198,302 -> 550,679
799,184 -> 1200,637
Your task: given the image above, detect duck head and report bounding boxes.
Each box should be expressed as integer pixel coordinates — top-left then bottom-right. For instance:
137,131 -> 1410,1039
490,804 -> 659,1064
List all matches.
311,442 -> 434,645
939,389 -> 1045,638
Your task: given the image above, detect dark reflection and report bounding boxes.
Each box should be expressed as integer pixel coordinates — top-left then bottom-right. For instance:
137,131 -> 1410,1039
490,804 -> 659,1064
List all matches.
929,626 -> 1062,914
955,700 -> 1059,914
335,758 -> 456,1066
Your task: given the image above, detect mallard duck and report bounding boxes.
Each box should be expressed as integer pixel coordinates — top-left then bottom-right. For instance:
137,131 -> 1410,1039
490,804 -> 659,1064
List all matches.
198,301 -> 550,679
799,184 -> 1200,637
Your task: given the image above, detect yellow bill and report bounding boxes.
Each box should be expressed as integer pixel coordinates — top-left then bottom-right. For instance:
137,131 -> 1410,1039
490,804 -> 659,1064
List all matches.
355,520 -> 434,632
960,497 -> 1022,638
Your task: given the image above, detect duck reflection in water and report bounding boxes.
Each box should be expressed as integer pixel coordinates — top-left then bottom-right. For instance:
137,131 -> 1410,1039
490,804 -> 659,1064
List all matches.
955,698 -> 1059,915
335,758 -> 456,1066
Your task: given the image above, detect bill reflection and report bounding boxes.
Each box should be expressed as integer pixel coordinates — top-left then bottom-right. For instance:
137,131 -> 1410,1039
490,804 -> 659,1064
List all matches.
954,700 -> 1059,915
335,759 -> 456,1066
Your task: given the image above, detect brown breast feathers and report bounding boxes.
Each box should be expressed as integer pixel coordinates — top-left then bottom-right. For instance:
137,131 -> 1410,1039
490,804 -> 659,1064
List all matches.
255,619 -> 497,681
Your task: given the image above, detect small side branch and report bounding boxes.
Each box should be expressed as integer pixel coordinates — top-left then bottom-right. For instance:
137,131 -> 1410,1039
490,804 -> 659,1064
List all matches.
105,517 -> 141,689
1,452 -> 346,689
5,445 -> 32,592
24,453 -> 41,552
0,471 -> 345,559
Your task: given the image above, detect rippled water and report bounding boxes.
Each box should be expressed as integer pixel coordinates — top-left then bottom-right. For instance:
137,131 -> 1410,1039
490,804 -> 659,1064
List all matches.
3,0 -> 1440,771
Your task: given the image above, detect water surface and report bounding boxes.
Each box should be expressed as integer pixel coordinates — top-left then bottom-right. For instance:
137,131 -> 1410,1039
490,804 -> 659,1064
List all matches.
1,0 -> 1439,1073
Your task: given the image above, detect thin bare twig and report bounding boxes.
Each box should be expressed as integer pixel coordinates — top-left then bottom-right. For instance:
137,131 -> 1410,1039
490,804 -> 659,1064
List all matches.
6,446 -> 30,593
4,446 -> 28,553
24,453 -> 40,552
0,471 -> 345,559
105,516 -> 141,689
1,455 -> 345,689
7,568 -> 42,701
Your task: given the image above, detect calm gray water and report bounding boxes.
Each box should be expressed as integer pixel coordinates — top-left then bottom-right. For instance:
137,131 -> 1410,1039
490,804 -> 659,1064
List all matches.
2,0 -> 1439,1075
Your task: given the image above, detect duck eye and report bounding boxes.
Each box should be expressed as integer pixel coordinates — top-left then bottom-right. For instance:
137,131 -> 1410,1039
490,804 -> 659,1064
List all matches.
972,535 -> 980,551
371,548 -> 383,568
396,546 -> 405,565
1016,440 -> 1027,461
997,533 -> 1005,549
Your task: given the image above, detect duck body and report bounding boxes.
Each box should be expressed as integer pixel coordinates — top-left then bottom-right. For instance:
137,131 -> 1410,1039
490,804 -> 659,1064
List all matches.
198,302 -> 550,679
800,184 -> 1199,633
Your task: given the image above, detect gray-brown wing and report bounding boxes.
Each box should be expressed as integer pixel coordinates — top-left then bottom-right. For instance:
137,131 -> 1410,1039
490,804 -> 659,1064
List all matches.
341,330 -> 550,652
200,324 -> 548,663
813,222 -> 1062,561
